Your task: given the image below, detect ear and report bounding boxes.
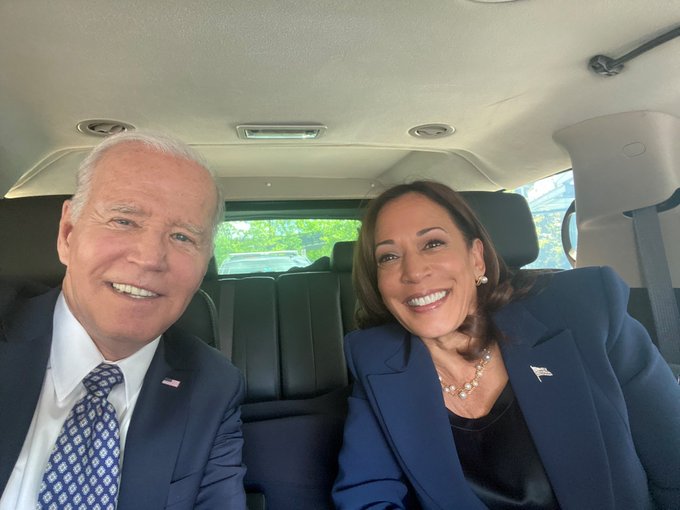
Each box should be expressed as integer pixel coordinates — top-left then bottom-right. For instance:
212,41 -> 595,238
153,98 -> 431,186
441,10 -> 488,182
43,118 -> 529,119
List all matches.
56,200 -> 75,266
471,238 -> 485,276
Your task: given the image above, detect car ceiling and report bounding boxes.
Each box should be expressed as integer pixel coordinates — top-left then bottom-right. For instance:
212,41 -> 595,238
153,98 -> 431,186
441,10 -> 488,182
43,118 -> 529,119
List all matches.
2,0 -> 680,200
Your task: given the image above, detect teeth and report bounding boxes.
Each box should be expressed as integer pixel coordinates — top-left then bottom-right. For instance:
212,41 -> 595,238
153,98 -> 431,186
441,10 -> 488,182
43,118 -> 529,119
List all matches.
112,283 -> 158,298
408,291 -> 447,307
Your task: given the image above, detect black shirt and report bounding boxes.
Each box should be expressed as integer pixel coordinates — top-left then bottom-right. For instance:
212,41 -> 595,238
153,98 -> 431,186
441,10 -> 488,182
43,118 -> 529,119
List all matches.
448,383 -> 560,509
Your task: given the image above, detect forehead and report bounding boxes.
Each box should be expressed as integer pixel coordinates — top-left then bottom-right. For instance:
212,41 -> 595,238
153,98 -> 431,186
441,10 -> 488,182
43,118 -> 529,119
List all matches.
88,144 -> 216,222
376,192 -> 453,230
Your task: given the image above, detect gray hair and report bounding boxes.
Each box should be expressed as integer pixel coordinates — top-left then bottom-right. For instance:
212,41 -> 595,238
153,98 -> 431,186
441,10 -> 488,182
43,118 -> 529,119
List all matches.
70,130 -> 225,239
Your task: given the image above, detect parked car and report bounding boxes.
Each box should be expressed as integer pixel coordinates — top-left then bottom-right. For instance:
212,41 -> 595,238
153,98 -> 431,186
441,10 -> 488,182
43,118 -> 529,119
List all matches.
219,251 -> 312,274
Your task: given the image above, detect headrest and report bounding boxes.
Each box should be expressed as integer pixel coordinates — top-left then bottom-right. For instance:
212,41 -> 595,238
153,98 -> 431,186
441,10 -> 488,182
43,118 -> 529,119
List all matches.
460,191 -> 538,268
331,241 -> 355,272
329,191 -> 538,273
205,257 -> 218,280
173,288 -> 219,348
0,195 -> 68,287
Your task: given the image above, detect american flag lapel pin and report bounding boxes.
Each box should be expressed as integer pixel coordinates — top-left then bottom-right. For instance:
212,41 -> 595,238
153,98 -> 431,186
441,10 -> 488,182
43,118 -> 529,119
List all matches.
162,377 -> 181,388
530,365 -> 553,382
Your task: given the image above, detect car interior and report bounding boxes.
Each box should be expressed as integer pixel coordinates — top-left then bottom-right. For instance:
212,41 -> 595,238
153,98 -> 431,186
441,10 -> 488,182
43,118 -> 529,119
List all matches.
1,1 -> 679,509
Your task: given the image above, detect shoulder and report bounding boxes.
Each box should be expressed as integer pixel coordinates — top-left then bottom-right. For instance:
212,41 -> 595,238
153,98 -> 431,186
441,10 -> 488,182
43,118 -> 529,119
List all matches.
164,326 -> 242,386
503,266 -> 635,347
534,266 -> 626,294
0,279 -> 53,319
345,322 -> 407,351
0,282 -> 58,340
520,266 -> 629,315
344,322 -> 411,371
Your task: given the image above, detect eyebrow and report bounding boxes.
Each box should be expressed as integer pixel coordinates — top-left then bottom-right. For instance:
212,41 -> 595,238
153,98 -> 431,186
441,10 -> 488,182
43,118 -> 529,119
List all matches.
374,226 -> 447,249
109,204 -> 145,215
108,204 -> 206,237
178,222 -> 206,236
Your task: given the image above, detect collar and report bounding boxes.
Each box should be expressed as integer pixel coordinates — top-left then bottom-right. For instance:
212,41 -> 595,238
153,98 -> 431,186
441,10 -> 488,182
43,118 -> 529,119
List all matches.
50,292 -> 160,406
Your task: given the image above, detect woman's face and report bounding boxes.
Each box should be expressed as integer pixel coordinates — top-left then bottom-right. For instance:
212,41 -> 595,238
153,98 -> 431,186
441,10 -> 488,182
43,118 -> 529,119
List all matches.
374,192 -> 485,344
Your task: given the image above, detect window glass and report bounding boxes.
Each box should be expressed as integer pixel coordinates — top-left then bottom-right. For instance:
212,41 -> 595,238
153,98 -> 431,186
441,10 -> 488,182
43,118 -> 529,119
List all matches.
513,171 -> 575,269
214,219 -> 361,275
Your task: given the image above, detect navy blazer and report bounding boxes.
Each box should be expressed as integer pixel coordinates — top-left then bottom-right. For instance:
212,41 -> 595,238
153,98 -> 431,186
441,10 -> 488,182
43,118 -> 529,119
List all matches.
0,288 -> 247,509
333,267 -> 680,509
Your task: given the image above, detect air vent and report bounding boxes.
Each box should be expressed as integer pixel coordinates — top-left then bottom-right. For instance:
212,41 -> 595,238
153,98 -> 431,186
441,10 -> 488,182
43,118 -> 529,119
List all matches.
236,124 -> 326,140
408,123 -> 455,139
77,120 -> 135,137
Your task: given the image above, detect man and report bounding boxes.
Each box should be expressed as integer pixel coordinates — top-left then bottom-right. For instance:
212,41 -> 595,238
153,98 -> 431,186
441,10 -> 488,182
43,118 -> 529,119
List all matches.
0,132 -> 246,509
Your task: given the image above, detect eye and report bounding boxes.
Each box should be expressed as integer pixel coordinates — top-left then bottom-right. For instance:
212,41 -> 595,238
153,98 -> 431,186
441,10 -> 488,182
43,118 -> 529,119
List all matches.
376,252 -> 398,265
171,232 -> 195,244
424,238 -> 445,249
111,217 -> 134,227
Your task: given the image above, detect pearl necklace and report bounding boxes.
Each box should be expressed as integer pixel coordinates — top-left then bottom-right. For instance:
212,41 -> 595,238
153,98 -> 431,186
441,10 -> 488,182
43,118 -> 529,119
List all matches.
437,348 -> 492,400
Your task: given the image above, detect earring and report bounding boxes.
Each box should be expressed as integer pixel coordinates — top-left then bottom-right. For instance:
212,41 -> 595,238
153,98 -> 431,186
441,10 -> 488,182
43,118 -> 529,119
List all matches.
475,275 -> 488,287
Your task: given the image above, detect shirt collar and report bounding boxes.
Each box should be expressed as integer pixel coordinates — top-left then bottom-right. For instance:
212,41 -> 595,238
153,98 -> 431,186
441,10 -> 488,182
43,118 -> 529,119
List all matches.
51,292 -> 160,405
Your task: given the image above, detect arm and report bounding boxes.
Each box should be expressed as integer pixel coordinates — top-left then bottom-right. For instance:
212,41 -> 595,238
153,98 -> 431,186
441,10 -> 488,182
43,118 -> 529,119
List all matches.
194,372 -> 247,510
332,337 -> 417,510
600,267 -> 680,509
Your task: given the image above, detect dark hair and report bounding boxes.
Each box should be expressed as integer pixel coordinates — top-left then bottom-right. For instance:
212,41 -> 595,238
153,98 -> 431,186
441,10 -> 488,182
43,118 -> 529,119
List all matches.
353,180 -> 531,358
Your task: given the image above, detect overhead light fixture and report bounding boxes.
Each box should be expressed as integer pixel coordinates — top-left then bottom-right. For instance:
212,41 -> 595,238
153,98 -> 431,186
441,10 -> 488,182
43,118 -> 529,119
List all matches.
236,124 -> 326,140
408,123 -> 455,139
76,120 -> 135,137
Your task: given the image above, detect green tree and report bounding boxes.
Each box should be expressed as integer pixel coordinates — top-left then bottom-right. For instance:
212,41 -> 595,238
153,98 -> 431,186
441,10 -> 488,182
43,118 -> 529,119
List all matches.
214,219 -> 361,269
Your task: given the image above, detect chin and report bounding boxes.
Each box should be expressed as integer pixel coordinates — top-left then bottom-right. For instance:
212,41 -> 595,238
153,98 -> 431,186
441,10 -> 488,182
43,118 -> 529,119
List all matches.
105,322 -> 164,345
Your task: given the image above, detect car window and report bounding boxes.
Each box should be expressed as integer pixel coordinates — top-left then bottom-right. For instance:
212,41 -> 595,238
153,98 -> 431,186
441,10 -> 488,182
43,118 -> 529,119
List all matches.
513,171 -> 575,270
214,218 -> 361,274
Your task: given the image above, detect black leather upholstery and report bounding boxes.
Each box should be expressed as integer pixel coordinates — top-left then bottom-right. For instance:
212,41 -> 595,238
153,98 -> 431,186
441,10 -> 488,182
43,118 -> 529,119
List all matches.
277,272 -> 348,398
0,195 -> 67,286
331,241 -> 357,334
461,191 -> 539,269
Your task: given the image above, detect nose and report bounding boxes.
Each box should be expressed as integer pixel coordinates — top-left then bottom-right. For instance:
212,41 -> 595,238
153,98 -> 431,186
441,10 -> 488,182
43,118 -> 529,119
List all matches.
127,231 -> 169,271
400,251 -> 429,284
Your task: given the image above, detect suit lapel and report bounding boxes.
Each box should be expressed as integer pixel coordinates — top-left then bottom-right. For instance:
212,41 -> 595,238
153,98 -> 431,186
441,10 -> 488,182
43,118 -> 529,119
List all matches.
117,331 -> 195,509
0,289 -> 58,494
366,333 -> 487,510
496,302 -> 616,510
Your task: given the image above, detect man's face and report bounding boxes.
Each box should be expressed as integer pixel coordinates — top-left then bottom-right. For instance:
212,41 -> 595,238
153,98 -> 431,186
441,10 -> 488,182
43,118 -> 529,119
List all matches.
57,143 -> 217,360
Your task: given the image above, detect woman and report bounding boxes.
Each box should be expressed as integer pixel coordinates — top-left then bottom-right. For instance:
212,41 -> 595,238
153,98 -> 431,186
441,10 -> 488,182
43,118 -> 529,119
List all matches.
332,181 -> 680,509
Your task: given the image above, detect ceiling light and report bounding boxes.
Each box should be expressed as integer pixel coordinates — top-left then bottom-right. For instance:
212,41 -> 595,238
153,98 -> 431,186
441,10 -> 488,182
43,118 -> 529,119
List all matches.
76,120 -> 135,137
236,124 -> 326,140
408,123 -> 455,139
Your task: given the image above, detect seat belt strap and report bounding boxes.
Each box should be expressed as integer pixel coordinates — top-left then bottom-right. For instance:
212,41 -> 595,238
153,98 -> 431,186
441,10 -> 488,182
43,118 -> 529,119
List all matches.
631,204 -> 680,376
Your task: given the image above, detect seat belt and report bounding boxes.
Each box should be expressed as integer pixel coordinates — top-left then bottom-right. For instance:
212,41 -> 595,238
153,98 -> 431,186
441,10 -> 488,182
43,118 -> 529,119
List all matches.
630,194 -> 680,379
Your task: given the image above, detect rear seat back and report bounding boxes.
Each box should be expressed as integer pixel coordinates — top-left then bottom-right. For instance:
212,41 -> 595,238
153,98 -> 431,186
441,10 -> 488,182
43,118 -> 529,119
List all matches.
203,275 -> 281,402
277,272 -> 347,398
330,241 -> 356,334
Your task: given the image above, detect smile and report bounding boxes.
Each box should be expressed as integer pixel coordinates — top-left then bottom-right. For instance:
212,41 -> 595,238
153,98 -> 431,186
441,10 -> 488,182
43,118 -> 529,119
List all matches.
407,290 -> 448,307
111,282 -> 159,299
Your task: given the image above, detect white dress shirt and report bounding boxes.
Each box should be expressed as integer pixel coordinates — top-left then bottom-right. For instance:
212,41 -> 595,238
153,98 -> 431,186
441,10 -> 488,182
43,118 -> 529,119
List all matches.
0,292 -> 160,510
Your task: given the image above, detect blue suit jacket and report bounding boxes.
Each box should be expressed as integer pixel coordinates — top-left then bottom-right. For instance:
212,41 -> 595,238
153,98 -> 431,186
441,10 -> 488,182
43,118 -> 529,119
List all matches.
333,267 -> 680,509
0,288 -> 247,509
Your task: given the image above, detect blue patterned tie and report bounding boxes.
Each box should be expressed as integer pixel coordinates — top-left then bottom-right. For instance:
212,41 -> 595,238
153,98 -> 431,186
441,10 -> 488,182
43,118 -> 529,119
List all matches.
39,363 -> 124,510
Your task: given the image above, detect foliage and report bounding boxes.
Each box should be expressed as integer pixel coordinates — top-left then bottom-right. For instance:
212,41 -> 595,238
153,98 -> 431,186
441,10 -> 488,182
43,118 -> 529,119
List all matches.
525,210 -> 571,270
214,219 -> 361,268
